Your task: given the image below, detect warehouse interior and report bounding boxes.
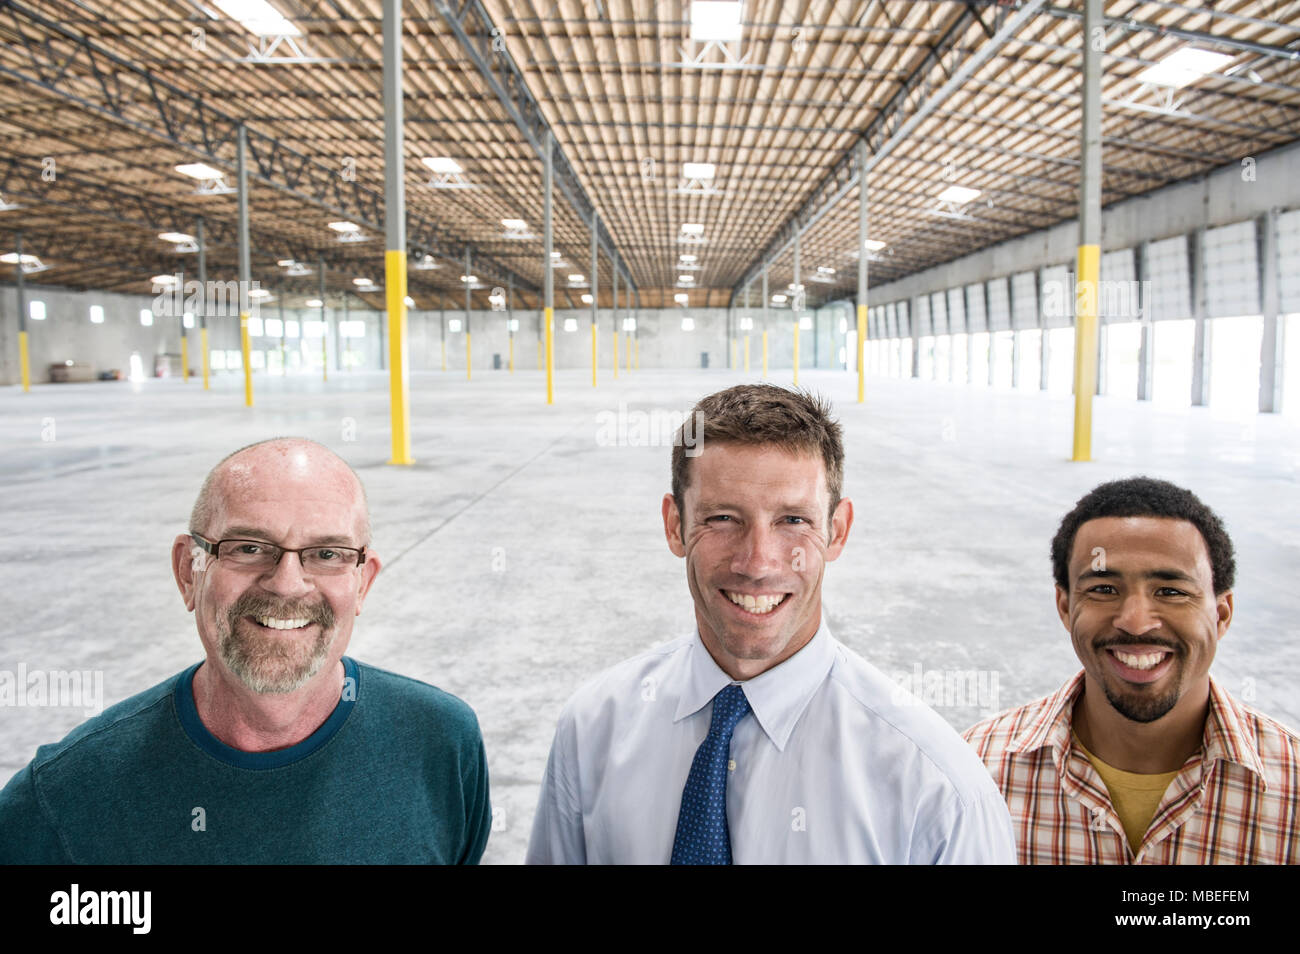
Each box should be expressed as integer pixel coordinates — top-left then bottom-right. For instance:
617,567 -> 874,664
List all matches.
2,1 -> 1299,864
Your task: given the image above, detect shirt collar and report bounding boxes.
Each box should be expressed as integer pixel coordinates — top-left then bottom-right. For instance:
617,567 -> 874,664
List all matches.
1008,669 -> 1268,782
674,621 -> 836,753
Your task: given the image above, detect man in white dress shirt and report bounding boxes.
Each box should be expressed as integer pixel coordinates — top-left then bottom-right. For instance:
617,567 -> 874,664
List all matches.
527,384 -> 1016,864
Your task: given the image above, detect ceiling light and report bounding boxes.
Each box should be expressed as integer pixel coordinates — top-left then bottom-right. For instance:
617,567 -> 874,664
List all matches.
771,294 -> 788,304
683,162 -> 716,180
674,293 -> 690,305
353,277 -> 373,286
412,254 -> 439,270
329,221 -> 361,233
568,273 -> 585,283
678,275 -> 695,284
151,273 -> 179,286
690,1 -> 744,43
159,232 -> 196,244
1135,48 -> 1234,88
581,294 -> 594,304
277,258 -> 296,267
461,274 -> 477,283
404,296 -> 415,307
679,254 -> 697,263
937,185 -> 980,204
502,218 -> 527,230
213,0 -> 301,38
422,156 -> 463,174
817,265 -> 835,274
864,239 -> 886,251
175,162 -> 224,180
681,223 -> 705,234
305,298 -> 324,307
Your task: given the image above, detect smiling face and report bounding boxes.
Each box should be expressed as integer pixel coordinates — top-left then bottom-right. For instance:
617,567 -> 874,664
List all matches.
662,441 -> 852,680
173,441 -> 381,695
1057,516 -> 1232,725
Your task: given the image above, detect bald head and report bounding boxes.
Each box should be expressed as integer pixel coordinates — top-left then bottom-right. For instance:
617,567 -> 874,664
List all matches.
190,438 -> 371,546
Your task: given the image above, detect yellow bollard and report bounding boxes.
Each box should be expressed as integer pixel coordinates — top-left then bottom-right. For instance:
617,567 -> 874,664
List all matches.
19,330 -> 30,392
385,249 -> 413,465
240,313 -> 254,407
201,327 -> 210,389
545,307 -> 554,404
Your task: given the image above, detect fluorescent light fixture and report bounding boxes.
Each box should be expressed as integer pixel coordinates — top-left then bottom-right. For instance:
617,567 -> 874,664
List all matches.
679,254 -> 697,263
159,232 -> 196,244
422,156 -> 463,174
864,239 -> 886,251
937,185 -> 980,204
681,223 -> 705,234
0,192 -> 22,212
175,162 -> 224,180
788,283 -> 803,291
678,275 -> 695,284
502,218 -> 527,230
674,293 -> 690,305
151,274 -> 179,286
563,318 -> 578,332
412,255 -> 439,270
681,317 -> 696,331
404,296 -> 415,307
248,288 -> 272,299
817,265 -> 835,274
89,305 -> 105,324
461,274 -> 477,283
683,162 -> 716,180
213,0 -> 300,37
139,308 -> 153,326
277,258 -> 296,267
690,1 -> 743,43
771,294 -> 788,304
1135,48 -> 1234,88
352,277 -> 373,286
2,253 -> 42,267
581,294 -> 594,304
329,221 -> 361,233
568,274 -> 586,284
305,298 -> 324,307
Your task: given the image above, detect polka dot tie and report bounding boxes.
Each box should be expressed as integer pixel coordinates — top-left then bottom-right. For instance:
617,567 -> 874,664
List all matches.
670,684 -> 752,865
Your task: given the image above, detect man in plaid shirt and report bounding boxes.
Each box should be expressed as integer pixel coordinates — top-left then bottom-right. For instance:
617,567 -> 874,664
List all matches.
965,477 -> 1298,864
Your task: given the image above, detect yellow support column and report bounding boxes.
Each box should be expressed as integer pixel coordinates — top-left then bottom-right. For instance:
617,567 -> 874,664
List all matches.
744,335 -> 750,373
545,307 -> 554,404
591,323 -> 597,386
1072,244 -> 1100,461
181,335 -> 190,382
18,330 -> 30,393
792,321 -> 800,387
466,332 -> 472,381
762,331 -> 768,378
240,312 -> 254,407
385,249 -> 413,465
614,331 -> 620,379
857,303 -> 867,403
201,328 -> 210,389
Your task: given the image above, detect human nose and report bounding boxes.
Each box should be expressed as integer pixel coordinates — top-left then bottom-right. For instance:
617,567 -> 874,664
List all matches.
1113,590 -> 1161,636
259,549 -> 315,597
730,522 -> 787,579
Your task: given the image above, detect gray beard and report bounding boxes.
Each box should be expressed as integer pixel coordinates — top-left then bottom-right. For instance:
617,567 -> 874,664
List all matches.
217,592 -> 336,694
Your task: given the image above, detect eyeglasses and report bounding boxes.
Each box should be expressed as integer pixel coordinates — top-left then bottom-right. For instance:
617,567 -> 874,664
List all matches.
192,533 -> 366,575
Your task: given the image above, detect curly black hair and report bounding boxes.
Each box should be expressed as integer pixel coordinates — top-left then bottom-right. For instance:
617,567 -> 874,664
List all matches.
1050,476 -> 1236,594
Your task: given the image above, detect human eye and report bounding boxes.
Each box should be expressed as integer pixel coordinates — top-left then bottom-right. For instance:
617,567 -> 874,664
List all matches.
311,547 -> 344,563
783,515 -> 808,525
706,515 -> 733,523
1155,586 -> 1188,597
231,541 -> 269,555
1085,583 -> 1117,595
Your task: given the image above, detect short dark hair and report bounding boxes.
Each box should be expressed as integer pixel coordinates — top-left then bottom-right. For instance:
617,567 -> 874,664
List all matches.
1050,476 -> 1235,594
671,384 -> 844,522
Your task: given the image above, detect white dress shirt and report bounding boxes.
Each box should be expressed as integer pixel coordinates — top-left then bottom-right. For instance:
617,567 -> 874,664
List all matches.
526,621 -> 1017,864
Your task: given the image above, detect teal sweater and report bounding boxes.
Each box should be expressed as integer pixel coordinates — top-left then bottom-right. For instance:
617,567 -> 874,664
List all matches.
0,657 -> 490,863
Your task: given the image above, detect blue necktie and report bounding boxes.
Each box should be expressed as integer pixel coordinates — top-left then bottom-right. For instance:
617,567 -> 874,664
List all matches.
671,683 -> 752,865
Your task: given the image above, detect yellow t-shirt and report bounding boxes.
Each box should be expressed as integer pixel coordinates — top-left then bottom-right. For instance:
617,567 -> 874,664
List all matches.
1073,731 -> 1181,854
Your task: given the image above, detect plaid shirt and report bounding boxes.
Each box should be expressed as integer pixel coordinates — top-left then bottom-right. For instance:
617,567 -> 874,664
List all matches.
963,671 -> 1300,864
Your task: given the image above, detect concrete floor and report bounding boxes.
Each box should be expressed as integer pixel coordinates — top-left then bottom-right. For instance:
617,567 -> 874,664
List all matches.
2,367 -> 1297,864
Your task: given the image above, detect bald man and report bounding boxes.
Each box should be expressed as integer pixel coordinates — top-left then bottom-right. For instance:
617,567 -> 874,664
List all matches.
0,438 -> 491,864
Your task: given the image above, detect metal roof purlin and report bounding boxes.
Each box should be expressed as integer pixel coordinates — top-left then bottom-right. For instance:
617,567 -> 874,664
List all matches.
729,0 -> 1049,307
435,0 -> 636,293
0,0 -> 539,294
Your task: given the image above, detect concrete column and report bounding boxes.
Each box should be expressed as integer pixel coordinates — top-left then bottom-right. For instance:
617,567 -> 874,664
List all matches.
1190,226 -> 1210,406
1071,0 -> 1102,459
1038,269 -> 1050,390
1136,243 -> 1154,401
236,123 -> 253,406
856,140 -> 869,401
1008,277 -> 1020,387
985,282 -> 995,387
544,129 -> 554,402
1258,209 -> 1284,413
382,0 -> 410,458
910,296 -> 920,378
